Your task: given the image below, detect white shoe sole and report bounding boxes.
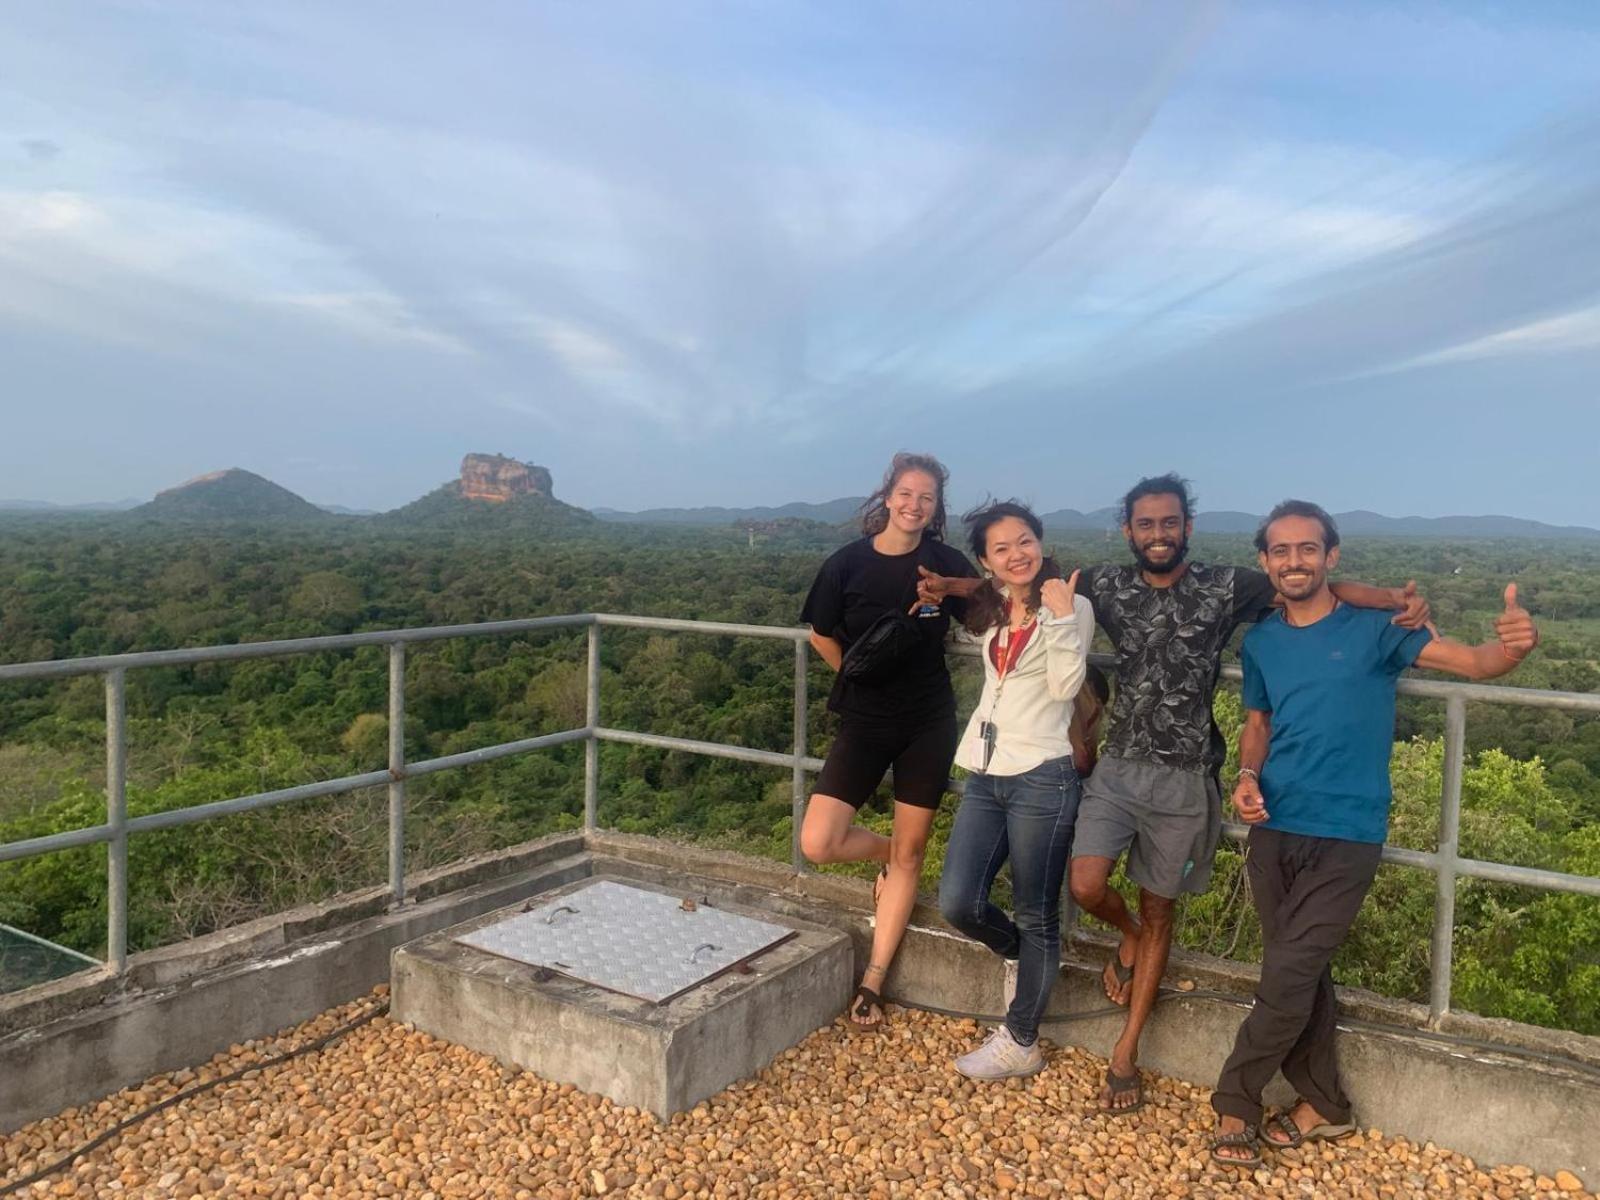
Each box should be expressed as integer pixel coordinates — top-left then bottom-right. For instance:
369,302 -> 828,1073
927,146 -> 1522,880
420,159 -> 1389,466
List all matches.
954,1054 -> 1044,1081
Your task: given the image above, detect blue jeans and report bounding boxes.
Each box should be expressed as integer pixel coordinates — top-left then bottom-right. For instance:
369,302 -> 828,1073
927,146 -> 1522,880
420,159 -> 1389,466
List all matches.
938,755 -> 1081,1046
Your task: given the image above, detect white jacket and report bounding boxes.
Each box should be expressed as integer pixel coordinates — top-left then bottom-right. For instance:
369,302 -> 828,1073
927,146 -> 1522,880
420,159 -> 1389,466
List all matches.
954,594 -> 1095,777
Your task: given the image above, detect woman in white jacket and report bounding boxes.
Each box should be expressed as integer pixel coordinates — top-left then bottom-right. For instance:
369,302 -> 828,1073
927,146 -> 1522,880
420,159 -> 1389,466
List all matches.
937,501 -> 1096,1080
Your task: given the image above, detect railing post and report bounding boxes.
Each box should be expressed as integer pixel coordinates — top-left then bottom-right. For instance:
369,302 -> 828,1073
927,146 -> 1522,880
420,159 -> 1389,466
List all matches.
585,623 -> 601,831
1429,694 -> 1467,1024
387,643 -> 406,906
105,668 -> 128,974
793,638 -> 809,874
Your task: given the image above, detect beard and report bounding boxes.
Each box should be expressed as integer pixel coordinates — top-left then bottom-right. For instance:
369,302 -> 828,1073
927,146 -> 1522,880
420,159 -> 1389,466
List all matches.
1128,532 -> 1189,576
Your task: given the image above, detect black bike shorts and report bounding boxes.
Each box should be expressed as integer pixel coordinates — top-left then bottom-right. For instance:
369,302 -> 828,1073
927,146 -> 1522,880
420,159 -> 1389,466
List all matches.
814,714 -> 959,811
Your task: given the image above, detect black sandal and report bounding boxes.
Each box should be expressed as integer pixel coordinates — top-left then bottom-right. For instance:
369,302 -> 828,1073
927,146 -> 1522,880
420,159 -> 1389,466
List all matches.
850,983 -> 885,1029
1099,1066 -> 1144,1115
1264,1110 -> 1304,1149
1210,1124 -> 1262,1168
850,963 -> 888,1029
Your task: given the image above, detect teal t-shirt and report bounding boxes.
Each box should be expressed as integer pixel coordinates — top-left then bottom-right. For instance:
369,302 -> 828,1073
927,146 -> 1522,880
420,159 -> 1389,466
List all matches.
1241,604 -> 1432,844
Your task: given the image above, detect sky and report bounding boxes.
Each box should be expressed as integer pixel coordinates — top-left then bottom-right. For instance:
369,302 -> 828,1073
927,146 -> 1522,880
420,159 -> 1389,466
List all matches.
2,1 -> 1598,521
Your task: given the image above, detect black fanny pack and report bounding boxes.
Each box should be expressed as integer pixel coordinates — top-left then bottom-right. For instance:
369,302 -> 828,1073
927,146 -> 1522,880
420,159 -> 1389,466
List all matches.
839,608 -> 923,685
838,550 -> 934,685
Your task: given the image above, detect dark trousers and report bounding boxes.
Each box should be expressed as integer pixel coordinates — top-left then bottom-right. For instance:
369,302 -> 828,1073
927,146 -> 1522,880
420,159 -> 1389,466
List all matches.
1211,827 -> 1382,1126
938,755 -> 1080,1046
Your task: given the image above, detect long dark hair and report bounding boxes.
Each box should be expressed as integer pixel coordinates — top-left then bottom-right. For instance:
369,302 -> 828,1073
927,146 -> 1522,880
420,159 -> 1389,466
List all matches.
859,451 -> 949,542
961,500 -> 1063,635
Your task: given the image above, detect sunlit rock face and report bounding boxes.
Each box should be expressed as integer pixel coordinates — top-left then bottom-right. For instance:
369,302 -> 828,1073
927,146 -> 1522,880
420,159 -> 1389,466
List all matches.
457,454 -> 554,503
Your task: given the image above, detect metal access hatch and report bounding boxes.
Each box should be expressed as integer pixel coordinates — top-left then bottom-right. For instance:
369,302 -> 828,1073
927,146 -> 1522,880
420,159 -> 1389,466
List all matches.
453,880 -> 796,1004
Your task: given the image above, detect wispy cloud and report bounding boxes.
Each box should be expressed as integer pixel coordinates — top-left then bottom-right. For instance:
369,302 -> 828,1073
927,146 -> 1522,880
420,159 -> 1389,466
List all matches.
0,1 -> 1597,518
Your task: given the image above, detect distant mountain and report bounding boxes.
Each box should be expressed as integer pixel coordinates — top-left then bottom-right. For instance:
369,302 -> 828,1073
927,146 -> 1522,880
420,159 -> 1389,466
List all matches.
1040,506 -> 1600,540
379,483 -> 595,529
1038,506 -> 1120,531
0,498 -> 142,512
319,504 -> 377,516
595,497 -> 865,526
378,454 -> 594,529
1327,510 -> 1600,539
132,469 -> 330,522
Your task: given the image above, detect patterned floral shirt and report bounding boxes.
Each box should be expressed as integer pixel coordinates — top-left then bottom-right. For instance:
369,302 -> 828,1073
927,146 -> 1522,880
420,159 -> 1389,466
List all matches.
1084,563 -> 1278,775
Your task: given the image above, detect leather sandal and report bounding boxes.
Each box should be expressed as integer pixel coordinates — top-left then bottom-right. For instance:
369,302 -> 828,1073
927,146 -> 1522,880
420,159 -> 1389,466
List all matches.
1210,1124 -> 1262,1168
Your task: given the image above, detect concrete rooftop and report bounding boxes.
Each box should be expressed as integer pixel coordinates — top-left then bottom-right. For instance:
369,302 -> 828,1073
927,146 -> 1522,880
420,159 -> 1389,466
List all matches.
0,985 -> 1593,1199
1,833 -> 1596,1199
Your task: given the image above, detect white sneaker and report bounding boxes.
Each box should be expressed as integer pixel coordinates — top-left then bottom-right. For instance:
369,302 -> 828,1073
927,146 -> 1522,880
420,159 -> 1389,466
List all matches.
954,1024 -> 1044,1080
1001,956 -> 1019,1013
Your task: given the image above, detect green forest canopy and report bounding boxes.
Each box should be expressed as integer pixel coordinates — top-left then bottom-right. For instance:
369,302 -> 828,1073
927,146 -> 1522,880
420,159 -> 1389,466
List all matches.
0,515 -> 1596,1031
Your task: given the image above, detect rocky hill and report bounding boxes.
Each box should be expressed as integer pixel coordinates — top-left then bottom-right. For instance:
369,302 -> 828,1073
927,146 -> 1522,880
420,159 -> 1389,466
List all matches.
458,454 -> 555,503
380,454 -> 593,529
132,469 -> 330,522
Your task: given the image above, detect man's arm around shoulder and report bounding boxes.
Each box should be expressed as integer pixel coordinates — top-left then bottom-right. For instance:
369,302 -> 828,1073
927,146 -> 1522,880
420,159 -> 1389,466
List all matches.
1329,579 -> 1431,629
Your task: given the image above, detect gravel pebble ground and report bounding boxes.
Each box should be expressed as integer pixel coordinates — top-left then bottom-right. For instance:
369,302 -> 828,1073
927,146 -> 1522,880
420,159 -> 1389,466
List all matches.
0,985 -> 1592,1200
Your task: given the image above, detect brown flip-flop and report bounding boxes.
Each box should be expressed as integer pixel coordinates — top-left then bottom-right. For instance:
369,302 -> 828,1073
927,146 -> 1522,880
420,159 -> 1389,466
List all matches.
1103,952 -> 1135,1004
1099,1066 -> 1144,1115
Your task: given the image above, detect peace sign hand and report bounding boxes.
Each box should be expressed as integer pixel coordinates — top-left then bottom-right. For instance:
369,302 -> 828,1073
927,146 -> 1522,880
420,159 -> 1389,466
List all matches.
1493,583 -> 1539,662
1039,569 -> 1081,620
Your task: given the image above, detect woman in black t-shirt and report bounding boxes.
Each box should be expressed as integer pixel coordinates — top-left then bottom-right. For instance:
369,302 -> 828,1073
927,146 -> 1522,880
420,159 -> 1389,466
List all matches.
799,451 -> 977,1027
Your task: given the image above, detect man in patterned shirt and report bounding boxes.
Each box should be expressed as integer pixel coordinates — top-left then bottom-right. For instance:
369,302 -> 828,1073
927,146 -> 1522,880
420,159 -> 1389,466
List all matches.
1065,474 -> 1427,1114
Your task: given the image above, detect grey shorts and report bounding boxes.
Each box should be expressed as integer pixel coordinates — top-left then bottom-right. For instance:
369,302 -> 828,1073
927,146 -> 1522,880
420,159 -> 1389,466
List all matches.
1071,756 -> 1222,899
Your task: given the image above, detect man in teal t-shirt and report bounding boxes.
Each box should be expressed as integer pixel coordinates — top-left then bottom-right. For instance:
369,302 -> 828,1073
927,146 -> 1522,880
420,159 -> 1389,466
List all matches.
1209,501 -> 1540,1169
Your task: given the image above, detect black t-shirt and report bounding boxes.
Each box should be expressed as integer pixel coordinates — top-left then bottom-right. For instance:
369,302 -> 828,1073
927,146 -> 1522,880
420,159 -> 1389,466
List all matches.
1083,562 -> 1277,774
801,536 -> 977,722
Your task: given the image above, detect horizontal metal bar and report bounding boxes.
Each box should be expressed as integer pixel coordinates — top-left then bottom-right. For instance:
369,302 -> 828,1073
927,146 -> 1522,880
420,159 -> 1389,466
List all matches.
1214,663 -> 1600,712
406,728 -> 591,777
127,770 -> 397,834
596,726 -> 826,772
3,612 -> 1593,712
592,613 -> 811,642
1225,830 -> 1600,896
0,822 -> 116,863
1222,820 -> 1441,871
0,615 -> 596,683
1456,856 -> 1600,897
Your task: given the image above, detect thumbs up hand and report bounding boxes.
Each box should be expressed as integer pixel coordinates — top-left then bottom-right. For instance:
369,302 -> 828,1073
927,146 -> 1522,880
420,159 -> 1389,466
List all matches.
1039,569 -> 1080,620
1390,579 -> 1432,628
1493,582 -> 1539,663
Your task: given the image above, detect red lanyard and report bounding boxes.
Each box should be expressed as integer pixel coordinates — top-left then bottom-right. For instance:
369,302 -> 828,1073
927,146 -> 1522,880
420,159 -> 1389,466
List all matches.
993,614 -> 1036,683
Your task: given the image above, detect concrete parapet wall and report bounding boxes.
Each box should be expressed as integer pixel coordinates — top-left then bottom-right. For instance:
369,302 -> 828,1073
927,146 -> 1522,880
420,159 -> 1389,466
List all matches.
2,828 -> 1596,1185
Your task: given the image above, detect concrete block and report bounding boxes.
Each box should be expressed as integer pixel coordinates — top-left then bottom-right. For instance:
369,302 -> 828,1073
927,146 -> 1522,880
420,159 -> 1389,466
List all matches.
392,876 -> 851,1120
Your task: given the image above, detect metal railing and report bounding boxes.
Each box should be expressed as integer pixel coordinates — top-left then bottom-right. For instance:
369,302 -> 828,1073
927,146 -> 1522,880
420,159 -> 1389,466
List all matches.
1,613 -> 1597,1022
